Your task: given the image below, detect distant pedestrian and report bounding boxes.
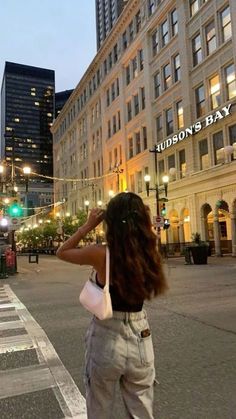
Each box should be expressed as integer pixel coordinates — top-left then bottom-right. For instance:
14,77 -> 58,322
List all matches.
57,192 -> 168,419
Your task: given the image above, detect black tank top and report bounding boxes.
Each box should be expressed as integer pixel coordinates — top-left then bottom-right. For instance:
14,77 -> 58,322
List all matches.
93,272 -> 143,312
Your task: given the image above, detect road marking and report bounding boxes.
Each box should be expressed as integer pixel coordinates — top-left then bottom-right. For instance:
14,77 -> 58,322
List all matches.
0,310 -> 17,318
3,285 -> 87,418
0,303 -> 15,310
0,320 -> 24,331
0,334 -> 35,354
0,364 -> 56,400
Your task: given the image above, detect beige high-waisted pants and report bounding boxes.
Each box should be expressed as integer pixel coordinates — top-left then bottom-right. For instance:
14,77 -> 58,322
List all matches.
84,310 -> 155,419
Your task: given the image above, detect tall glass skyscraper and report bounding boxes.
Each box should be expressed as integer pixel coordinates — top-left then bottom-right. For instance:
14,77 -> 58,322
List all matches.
95,0 -> 127,49
1,62 -> 55,183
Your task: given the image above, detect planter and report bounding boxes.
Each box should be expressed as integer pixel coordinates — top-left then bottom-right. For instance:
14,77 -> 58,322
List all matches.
190,246 -> 208,264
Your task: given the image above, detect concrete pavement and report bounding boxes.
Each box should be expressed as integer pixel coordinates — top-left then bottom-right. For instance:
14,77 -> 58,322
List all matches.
0,255 -> 235,418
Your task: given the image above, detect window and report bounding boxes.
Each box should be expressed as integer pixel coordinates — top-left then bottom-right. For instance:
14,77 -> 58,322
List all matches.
104,59 -> 108,75
108,120 -> 111,138
161,20 -> 169,46
139,49 -> 144,71
142,126 -> 147,150
190,0 -> 199,17
126,66 -> 131,85
135,10 -> 141,33
106,89 -> 110,107
229,125 -> 236,159
195,84 -> 205,117
179,149 -> 186,178
152,30 -> 159,56
206,21 -> 216,55
132,57 -> 138,78
119,145 -> 122,164
141,87 -> 145,110
122,31 -> 128,50
173,54 -> 181,82
135,132 -> 141,154
129,21 -> 134,42
114,44 -> 118,63
114,148 -> 118,165
168,155 -> 176,180
116,78 -> 120,96
163,64 -> 171,90
111,82 -> 115,101
134,94 -> 139,116
109,151 -> 112,170
176,101 -> 184,129
148,0 -> 155,16
166,108 -> 174,135
213,131 -> 224,165
220,6 -> 232,42
192,34 -> 202,66
225,64 -> 236,100
118,111 -> 121,130
171,9 -> 178,36
158,160 -> 164,185
137,171 -> 142,193
113,115 -> 117,134
156,115 -> 163,140
210,75 -> 220,109
154,72 -> 161,98
129,138 -> 134,158
127,101 -> 132,121
108,52 -> 113,70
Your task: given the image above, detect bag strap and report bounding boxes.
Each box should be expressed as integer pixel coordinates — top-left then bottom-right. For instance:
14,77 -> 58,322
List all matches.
105,246 -> 110,288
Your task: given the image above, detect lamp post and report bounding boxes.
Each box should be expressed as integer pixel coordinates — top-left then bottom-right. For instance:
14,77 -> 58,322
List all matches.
108,190 -> 114,200
23,166 -> 31,217
84,200 -> 90,215
97,200 -> 103,208
0,164 -> 5,194
144,145 -> 169,250
113,163 -> 123,192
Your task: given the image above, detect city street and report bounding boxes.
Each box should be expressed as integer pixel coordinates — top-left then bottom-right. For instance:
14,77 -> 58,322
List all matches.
0,255 -> 236,419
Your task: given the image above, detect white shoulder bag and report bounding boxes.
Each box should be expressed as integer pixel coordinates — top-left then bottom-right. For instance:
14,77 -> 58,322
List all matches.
79,246 -> 113,320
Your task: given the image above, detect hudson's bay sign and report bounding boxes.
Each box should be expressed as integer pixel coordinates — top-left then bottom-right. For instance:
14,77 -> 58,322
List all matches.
155,103 -> 232,152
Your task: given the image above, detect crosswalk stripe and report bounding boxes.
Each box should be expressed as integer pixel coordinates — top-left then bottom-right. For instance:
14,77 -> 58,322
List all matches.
3,284 -> 87,418
0,310 -> 17,318
0,334 -> 35,354
0,320 -> 24,331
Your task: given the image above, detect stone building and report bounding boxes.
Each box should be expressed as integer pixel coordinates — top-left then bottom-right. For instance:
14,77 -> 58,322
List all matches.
51,0 -> 236,256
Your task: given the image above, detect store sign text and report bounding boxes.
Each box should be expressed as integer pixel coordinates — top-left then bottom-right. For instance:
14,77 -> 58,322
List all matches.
156,103 -> 232,152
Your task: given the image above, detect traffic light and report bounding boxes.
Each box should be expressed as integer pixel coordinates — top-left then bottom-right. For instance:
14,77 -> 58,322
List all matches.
7,199 -> 23,217
161,203 -> 167,217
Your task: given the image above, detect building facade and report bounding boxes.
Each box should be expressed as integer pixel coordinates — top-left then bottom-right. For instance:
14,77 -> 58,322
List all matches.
1,62 -> 55,183
96,0 -> 128,49
52,0 -> 236,256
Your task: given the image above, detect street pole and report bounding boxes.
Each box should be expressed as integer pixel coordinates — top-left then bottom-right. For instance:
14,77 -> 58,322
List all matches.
150,146 -> 161,251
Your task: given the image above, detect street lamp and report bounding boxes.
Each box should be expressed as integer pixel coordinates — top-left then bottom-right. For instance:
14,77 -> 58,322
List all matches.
84,200 -> 89,215
108,190 -> 114,199
113,163 -> 123,192
97,200 -> 103,208
23,166 -> 31,217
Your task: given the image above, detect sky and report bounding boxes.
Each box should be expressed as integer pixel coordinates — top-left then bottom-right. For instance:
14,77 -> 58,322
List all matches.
0,0 -> 97,92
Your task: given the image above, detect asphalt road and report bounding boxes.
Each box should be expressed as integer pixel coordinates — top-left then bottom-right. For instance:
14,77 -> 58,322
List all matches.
0,255 -> 236,419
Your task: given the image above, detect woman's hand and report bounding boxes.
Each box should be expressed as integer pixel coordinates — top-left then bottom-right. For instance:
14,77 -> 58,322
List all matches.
85,208 -> 105,230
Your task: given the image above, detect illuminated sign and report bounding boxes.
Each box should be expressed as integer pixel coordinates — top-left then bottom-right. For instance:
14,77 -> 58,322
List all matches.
156,103 -> 232,152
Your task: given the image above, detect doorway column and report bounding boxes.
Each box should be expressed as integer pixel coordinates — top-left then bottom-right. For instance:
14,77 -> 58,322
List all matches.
231,214 -> 236,257
213,212 -> 222,256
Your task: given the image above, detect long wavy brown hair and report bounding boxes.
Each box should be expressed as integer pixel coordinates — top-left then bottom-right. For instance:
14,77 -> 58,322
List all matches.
105,192 -> 168,303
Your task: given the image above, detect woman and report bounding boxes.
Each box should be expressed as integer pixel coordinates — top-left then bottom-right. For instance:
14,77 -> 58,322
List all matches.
57,192 -> 168,419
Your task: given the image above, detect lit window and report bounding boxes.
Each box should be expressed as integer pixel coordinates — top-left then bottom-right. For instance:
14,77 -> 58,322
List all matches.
225,64 -> 236,100
229,125 -> 236,160
135,132 -> 141,154
168,155 -> 176,180
35,102 -> 40,106
220,6 -> 232,42
209,75 -> 220,109
31,92 -> 36,96
132,57 -> 138,78
176,101 -> 184,129
14,118 -> 20,122
47,113 -> 52,117
192,33 -> 202,66
179,149 -> 186,178
206,21 -> 216,55
128,137 -> 134,158
31,87 -> 36,91
137,171 -> 142,193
